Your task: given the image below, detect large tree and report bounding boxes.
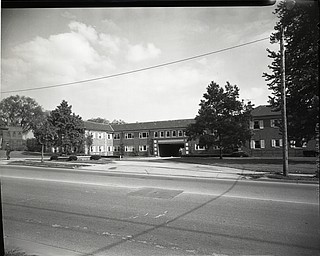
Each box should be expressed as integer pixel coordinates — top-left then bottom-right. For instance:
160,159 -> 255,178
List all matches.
263,0 -> 319,145
48,100 -> 85,154
186,81 -> 253,159
0,95 -> 45,133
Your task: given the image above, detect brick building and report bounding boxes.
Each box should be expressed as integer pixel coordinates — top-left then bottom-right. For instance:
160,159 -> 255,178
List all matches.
83,105 -> 316,157
247,105 -> 316,157
0,125 -> 24,150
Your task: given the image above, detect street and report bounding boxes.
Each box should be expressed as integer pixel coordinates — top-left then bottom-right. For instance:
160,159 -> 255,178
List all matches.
1,162 -> 319,256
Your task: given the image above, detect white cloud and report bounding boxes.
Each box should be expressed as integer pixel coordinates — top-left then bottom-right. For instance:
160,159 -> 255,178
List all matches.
127,43 -> 161,62
102,19 -> 120,32
69,21 -> 98,43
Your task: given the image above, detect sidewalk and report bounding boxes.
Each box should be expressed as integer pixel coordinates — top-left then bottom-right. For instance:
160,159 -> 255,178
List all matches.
79,159 -> 318,183
1,157 -> 318,184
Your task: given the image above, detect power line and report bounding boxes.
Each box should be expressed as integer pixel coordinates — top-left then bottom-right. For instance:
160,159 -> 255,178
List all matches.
1,37 -> 269,94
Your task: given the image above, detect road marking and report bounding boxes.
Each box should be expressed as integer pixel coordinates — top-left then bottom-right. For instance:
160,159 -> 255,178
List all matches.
183,192 -> 319,206
2,175 -> 318,206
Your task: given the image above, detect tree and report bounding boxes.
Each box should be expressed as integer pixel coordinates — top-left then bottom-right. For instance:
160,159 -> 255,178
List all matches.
33,117 -> 56,162
263,0 -> 319,145
0,95 -> 45,133
47,100 -> 85,154
85,133 -> 93,155
87,117 -> 110,124
186,81 -> 253,159
111,119 -> 126,124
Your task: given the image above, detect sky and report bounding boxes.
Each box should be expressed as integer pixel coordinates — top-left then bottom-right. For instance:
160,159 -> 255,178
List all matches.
1,3 -> 281,123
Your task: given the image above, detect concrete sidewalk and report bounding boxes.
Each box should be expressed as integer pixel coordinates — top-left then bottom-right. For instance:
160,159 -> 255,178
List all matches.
0,157 -> 317,183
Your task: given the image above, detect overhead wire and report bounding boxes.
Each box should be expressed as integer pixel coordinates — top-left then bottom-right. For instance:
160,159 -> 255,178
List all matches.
1,37 -> 270,94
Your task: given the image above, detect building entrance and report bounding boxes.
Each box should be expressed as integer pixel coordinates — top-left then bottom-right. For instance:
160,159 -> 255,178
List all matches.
158,143 -> 184,157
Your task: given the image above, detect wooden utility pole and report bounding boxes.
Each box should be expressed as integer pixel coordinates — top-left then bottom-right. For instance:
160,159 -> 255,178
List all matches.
280,27 -> 289,176
0,180 -> 5,255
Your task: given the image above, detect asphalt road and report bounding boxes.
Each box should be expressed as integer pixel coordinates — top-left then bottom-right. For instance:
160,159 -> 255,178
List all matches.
1,164 -> 319,256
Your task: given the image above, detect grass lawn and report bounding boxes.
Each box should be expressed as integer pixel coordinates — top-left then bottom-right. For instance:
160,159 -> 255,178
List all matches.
168,156 -> 318,175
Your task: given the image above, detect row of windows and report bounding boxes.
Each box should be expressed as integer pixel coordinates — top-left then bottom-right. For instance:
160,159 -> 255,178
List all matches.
113,130 -> 186,140
3,131 -> 22,137
250,119 -> 280,130
90,145 -> 149,152
251,139 -> 307,149
88,131 -> 112,140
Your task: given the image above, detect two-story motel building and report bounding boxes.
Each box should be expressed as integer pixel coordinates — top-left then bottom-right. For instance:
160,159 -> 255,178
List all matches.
84,105 -> 316,158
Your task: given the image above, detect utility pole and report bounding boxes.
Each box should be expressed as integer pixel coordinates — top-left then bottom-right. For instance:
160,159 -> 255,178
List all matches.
0,180 -> 5,255
280,26 -> 289,176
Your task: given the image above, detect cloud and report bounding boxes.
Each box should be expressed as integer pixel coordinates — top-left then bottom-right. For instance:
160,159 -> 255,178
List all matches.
2,21 -> 162,93
127,43 -> 161,62
69,21 -> 98,42
102,19 -> 120,32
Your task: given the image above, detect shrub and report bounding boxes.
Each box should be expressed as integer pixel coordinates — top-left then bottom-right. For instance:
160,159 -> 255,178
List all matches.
50,154 -> 59,161
90,155 -> 101,160
26,138 -> 42,152
68,155 -> 78,161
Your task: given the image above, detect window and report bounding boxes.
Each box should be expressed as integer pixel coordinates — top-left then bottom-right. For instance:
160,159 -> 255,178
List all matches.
160,131 -> 164,138
166,131 -> 170,137
125,133 -> 134,139
271,139 -> 282,148
172,130 -> 176,137
114,133 -> 120,140
290,140 -> 307,148
270,119 -> 280,128
195,144 -> 206,150
139,145 -> 148,151
154,131 -> 158,138
125,146 -> 134,152
98,133 -> 103,139
250,140 -> 265,149
139,132 -> 149,138
113,146 -> 120,152
250,120 -> 264,129
107,134 -> 111,140
178,130 -> 183,137
98,146 -> 104,152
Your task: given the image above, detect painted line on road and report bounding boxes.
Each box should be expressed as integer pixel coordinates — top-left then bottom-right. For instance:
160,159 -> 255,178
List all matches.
3,175 -> 318,206
183,192 -> 319,206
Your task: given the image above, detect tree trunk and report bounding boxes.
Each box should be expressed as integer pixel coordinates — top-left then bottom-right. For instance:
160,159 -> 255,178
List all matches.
219,147 -> 223,159
41,144 -> 44,162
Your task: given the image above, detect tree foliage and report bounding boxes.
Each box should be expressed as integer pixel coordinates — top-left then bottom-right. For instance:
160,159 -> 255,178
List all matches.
0,95 -> 45,133
263,0 -> 319,144
47,100 -> 85,154
186,81 -> 253,158
85,133 -> 93,155
87,117 -> 110,124
111,119 -> 126,124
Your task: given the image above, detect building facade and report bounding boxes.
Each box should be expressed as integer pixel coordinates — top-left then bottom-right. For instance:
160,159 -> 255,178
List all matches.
84,105 -> 316,157
0,125 -> 24,150
247,105 -> 315,157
